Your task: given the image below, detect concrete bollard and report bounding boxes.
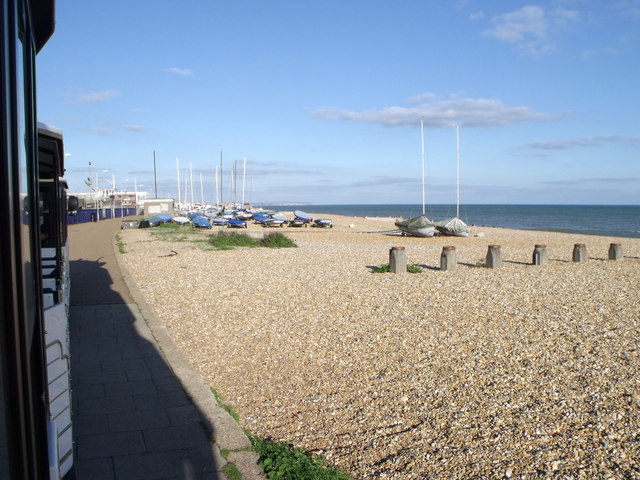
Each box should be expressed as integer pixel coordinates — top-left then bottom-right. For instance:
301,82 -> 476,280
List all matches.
485,245 -> 502,269
389,246 -> 406,274
608,243 -> 623,261
532,244 -> 548,266
572,243 -> 588,263
440,246 -> 457,271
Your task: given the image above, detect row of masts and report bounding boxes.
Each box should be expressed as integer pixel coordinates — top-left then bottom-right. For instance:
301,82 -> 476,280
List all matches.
421,120 -> 463,218
175,154 -> 251,209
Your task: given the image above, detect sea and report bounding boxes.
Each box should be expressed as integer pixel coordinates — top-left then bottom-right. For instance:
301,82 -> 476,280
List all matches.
263,204 -> 640,239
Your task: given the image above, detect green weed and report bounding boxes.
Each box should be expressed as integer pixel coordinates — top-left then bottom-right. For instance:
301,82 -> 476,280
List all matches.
260,232 -> 297,248
371,263 -> 391,273
210,387 -> 240,422
115,233 -> 126,254
371,263 -> 422,273
222,462 -> 242,480
250,435 -> 351,480
207,231 -> 297,250
207,231 -> 259,250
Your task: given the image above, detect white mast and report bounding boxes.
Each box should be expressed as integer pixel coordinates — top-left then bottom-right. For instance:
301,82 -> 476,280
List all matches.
184,167 -> 188,207
421,119 -> 426,216
215,166 -> 219,207
231,161 -> 236,207
241,157 -> 246,207
200,172 -> 204,204
176,157 -> 181,205
456,125 -> 460,219
189,161 -> 194,206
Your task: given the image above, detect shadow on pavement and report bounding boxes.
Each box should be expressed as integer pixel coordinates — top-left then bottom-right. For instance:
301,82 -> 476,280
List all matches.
69,225 -> 223,479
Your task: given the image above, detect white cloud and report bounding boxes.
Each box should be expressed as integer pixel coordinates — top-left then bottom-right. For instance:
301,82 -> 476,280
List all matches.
485,6 -> 548,43
88,126 -> 112,135
470,10 -> 484,20
312,93 -> 562,128
165,67 -> 193,77
124,124 -> 145,132
615,0 -> 640,18
70,89 -> 120,104
529,135 -> 640,150
483,5 -> 579,55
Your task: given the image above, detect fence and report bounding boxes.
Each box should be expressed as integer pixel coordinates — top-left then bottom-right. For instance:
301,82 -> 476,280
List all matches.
67,207 -> 138,225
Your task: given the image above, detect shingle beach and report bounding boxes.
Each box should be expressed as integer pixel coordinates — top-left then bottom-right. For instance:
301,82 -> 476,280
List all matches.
119,214 -> 640,479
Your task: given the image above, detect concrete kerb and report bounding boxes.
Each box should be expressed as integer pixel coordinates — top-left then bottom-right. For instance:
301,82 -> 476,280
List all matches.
113,237 -> 265,479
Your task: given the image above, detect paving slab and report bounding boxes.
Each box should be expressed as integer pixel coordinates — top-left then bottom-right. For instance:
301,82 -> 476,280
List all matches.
69,218 -> 264,479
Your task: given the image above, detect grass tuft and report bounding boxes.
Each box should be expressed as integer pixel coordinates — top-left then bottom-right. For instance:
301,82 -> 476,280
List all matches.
157,222 -> 181,229
371,263 -> 391,273
260,232 -> 297,248
249,435 -> 351,480
371,263 -> 422,273
210,387 -> 240,422
207,231 -> 297,250
207,231 -> 259,250
115,233 -> 126,254
222,462 -> 242,480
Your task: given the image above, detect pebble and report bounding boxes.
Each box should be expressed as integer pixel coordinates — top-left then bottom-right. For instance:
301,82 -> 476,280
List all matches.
121,214 -> 640,479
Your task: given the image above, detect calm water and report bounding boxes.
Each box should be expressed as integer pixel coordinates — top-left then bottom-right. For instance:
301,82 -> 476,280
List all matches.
263,204 -> 640,239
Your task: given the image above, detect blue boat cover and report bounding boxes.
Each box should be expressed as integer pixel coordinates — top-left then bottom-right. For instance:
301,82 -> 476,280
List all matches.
294,210 -> 313,221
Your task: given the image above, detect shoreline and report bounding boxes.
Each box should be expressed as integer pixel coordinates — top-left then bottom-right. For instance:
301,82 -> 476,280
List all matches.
263,206 -> 640,240
120,214 -> 640,479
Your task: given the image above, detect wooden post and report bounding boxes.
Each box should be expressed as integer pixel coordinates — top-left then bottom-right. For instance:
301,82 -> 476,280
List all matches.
572,243 -> 588,263
608,243 -> 623,261
389,246 -> 406,274
440,246 -> 456,271
532,244 -> 548,266
486,245 -> 502,269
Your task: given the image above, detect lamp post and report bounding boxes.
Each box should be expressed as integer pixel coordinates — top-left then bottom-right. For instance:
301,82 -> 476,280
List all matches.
99,169 -> 117,218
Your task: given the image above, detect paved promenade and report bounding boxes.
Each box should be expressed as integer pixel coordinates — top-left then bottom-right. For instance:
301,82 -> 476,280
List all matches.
68,217 -> 263,480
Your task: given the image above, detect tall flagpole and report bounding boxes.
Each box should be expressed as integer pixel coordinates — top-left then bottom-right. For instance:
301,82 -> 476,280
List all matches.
176,157 -> 181,204
215,166 -> 219,207
421,119 -> 425,216
189,161 -> 194,206
241,157 -> 246,208
200,172 -> 204,205
456,125 -> 460,219
153,150 -> 158,199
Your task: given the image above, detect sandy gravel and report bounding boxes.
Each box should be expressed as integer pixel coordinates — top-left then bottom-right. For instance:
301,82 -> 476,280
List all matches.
120,214 -> 640,479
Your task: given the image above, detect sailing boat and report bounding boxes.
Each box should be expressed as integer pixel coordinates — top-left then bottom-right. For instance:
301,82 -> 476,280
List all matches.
395,119 -> 436,237
435,125 -> 470,237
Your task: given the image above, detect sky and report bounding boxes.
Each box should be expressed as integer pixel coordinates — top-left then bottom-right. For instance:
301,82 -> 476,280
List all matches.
36,0 -> 640,205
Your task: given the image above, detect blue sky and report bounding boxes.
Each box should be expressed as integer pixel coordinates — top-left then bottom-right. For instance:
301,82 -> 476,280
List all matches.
37,0 -> 640,205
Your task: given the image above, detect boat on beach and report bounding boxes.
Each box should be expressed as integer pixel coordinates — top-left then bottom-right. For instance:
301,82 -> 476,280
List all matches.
211,217 -> 229,227
259,213 -> 289,228
174,216 -> 190,225
435,125 -> 470,237
192,216 -> 212,229
395,216 -> 436,237
434,216 -> 469,237
312,218 -> 333,228
227,218 -> 247,228
395,119 -> 436,238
